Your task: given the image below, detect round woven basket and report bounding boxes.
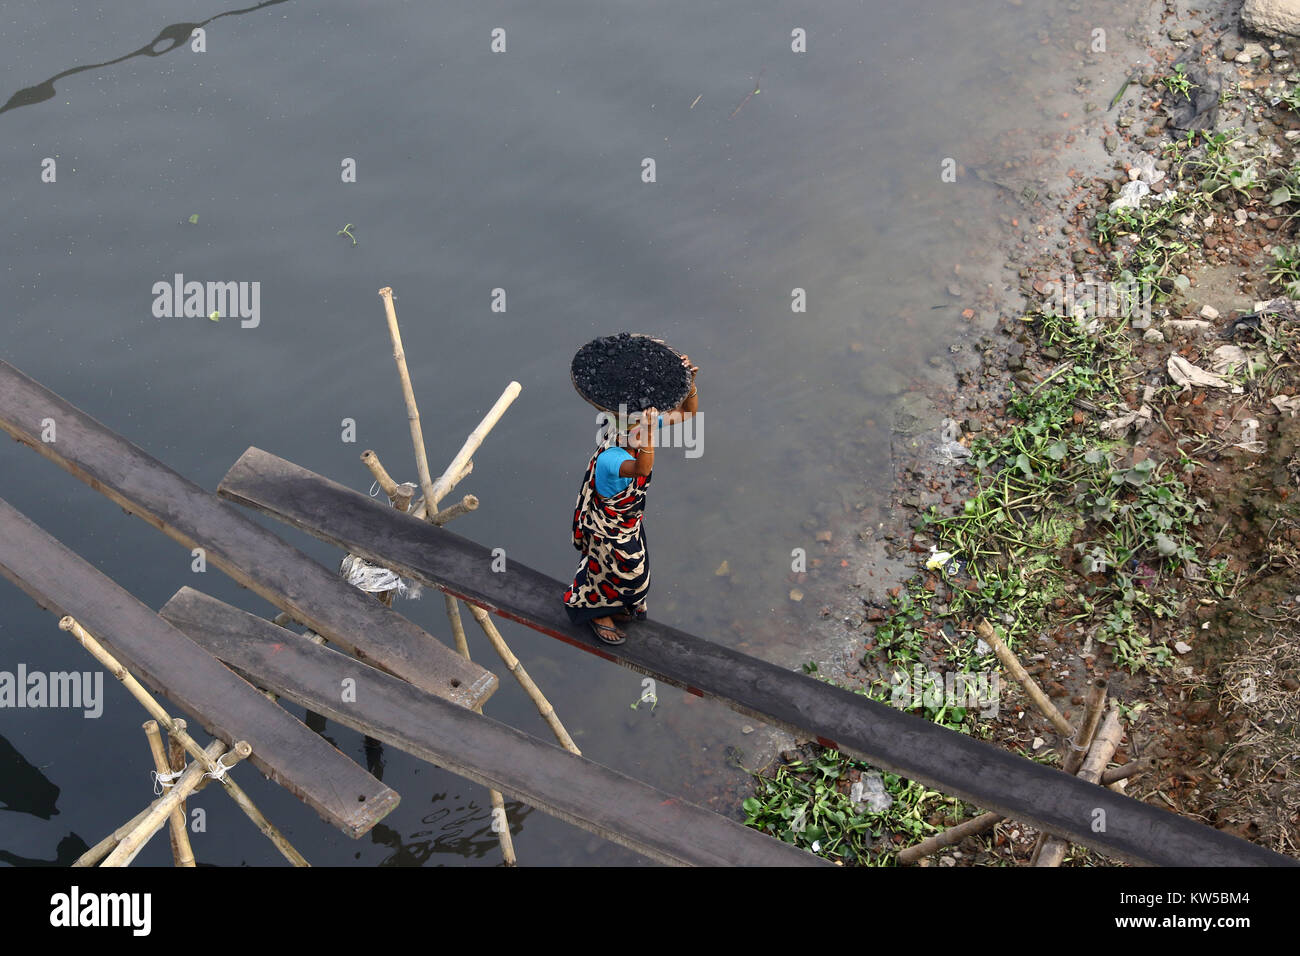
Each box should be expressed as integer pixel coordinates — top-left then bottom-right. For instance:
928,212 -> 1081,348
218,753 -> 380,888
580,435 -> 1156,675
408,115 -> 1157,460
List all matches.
570,333 -> 689,414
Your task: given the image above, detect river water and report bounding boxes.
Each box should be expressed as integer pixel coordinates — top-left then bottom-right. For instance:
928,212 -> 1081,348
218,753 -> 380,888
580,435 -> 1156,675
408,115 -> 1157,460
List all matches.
0,0 -> 1133,865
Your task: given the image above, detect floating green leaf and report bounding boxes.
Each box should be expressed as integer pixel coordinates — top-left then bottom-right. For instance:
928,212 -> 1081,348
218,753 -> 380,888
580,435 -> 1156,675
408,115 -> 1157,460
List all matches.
188,214 -> 199,224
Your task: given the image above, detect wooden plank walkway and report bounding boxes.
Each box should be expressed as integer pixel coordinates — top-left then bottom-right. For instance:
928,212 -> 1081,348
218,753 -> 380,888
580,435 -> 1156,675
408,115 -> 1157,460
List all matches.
0,496 -> 398,838
160,586 -> 825,867
0,359 -> 496,710
218,446 -> 1296,867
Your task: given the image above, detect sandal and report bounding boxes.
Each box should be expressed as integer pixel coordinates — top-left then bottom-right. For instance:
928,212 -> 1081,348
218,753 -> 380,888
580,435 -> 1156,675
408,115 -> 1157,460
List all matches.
590,620 -> 626,645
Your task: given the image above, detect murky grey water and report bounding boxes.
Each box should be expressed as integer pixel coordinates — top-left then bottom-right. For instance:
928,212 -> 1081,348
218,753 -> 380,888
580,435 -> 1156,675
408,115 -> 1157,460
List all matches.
0,0 -> 1121,865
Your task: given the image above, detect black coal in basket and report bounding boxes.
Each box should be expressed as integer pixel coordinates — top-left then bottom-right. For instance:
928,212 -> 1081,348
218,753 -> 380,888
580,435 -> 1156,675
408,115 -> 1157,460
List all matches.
570,332 -> 691,414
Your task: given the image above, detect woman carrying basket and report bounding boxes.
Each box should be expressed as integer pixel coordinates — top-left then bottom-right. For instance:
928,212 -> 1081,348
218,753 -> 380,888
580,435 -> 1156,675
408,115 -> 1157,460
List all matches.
563,354 -> 699,644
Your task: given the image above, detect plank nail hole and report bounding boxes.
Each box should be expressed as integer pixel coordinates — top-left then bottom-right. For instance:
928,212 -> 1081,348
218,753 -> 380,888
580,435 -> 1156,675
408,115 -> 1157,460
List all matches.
450,679 -> 461,688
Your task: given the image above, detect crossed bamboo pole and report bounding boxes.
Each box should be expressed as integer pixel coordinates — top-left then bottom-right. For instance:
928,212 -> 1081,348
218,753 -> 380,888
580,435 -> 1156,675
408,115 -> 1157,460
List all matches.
59,615 -> 309,867
362,285 -> 577,865
897,620 -> 1149,867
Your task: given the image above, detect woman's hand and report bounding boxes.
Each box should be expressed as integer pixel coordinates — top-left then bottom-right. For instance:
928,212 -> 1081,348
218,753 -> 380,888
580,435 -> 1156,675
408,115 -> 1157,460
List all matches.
633,407 -> 659,448
680,354 -> 699,379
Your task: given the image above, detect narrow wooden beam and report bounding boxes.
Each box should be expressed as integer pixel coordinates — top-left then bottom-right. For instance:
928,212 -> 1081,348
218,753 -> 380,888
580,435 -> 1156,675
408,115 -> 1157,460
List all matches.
160,586 -> 825,868
0,358 -> 496,710
214,446 -> 1295,868
0,495 -> 398,838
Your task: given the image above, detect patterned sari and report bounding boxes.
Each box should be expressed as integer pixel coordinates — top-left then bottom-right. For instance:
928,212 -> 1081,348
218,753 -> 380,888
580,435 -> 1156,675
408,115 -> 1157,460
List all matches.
562,426 -> 652,625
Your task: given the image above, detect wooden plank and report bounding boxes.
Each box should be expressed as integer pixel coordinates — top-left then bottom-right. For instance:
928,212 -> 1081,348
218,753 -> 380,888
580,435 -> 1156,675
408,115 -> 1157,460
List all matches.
0,359 -> 496,710
0,496 -> 398,838
218,446 -> 1297,868
160,587 -> 825,867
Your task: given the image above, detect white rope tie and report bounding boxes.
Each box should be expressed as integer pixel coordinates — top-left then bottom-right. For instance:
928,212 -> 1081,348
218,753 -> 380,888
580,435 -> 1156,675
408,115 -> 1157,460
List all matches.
203,754 -> 235,783
151,768 -> 185,796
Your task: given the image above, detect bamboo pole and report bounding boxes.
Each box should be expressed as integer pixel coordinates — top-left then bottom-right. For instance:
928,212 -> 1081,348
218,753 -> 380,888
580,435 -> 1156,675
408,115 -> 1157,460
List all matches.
424,382 -> 521,513
1064,679 -> 1108,776
897,811 -> 1003,865
144,720 -> 195,867
411,461 -> 474,520
976,620 -> 1074,738
445,594 -> 471,659
1029,678 -> 1108,864
1035,708 -> 1124,868
1102,756 -> 1151,786
377,287 -> 441,512
448,624 -> 516,866
103,739 -> 243,867
360,449 -> 402,499
58,616 -> 311,867
466,604 -> 581,755
74,804 -> 156,867
432,494 -> 479,526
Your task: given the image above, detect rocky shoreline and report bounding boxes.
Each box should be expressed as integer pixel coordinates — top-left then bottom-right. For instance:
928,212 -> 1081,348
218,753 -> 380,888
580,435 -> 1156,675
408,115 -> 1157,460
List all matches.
748,0 -> 1300,865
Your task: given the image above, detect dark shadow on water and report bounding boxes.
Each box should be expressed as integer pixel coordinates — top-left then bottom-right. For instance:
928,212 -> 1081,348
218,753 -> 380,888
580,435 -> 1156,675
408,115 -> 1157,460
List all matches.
370,798 -> 535,866
0,832 -> 88,867
0,0 -> 292,117
0,733 -> 61,820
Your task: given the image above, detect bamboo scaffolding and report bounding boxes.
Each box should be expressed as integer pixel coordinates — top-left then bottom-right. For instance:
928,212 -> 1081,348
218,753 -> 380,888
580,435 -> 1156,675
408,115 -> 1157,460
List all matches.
144,720 -> 195,866
58,615 -> 311,867
370,295 -> 522,865
103,739 -> 245,867
1036,708 -> 1124,868
466,604 -> 581,756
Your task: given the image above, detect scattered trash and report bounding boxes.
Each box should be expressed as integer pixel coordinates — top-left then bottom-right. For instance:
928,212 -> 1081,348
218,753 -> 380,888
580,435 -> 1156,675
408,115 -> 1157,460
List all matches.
1109,179 -> 1150,212
1099,404 -> 1153,436
1168,354 -> 1231,389
1164,318 -> 1212,337
926,546 -> 957,573
1271,395 -> 1300,416
1162,51 -> 1220,132
935,418 -> 971,465
850,772 -> 893,813
1236,418 -> 1266,454
1209,344 -> 1251,375
340,553 -> 422,599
